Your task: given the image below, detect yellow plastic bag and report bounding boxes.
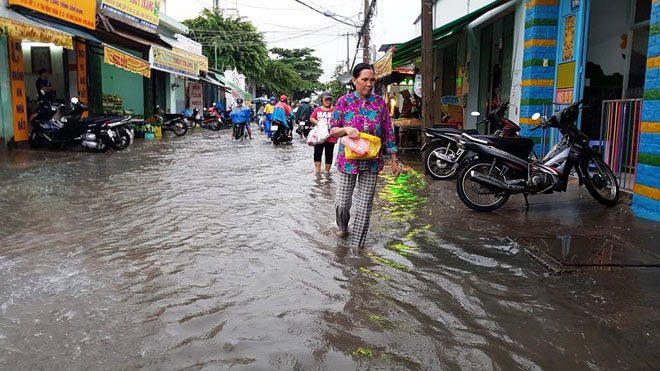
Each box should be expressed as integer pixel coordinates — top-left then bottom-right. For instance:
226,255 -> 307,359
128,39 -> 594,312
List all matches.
344,133 -> 382,160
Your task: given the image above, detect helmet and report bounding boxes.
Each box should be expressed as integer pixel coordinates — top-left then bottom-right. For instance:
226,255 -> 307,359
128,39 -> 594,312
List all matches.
270,96 -> 276,102
280,95 -> 287,102
304,97 -> 310,103
236,98 -> 244,104
321,92 -> 331,99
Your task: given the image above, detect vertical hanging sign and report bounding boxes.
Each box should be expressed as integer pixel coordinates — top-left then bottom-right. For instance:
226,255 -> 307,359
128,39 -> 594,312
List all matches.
76,41 -> 89,118
8,37 -> 28,142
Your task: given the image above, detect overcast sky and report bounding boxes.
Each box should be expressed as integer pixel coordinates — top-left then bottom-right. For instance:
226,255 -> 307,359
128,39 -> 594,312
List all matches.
163,0 -> 420,82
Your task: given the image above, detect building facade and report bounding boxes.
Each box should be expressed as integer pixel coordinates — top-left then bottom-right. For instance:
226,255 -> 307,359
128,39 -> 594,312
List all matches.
518,0 -> 659,221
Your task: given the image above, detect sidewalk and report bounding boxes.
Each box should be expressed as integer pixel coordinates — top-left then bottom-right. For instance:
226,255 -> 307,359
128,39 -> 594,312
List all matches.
403,156 -> 660,273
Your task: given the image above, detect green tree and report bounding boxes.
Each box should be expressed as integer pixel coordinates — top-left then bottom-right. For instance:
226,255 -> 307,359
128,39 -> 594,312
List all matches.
183,9 -> 268,80
257,59 -> 304,97
270,48 -> 323,99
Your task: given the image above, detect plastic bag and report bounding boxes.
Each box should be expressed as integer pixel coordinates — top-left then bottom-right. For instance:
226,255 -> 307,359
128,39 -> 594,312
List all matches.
317,119 -> 330,143
307,127 -> 319,146
343,133 -> 381,160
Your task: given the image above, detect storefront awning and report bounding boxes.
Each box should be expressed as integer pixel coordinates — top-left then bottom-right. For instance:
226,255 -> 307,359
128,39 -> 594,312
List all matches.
200,74 -> 227,90
392,0 -> 502,67
209,71 -> 253,100
159,34 -> 209,72
22,14 -> 102,44
150,45 -> 199,80
103,44 -> 151,78
373,50 -> 393,79
0,10 -> 73,49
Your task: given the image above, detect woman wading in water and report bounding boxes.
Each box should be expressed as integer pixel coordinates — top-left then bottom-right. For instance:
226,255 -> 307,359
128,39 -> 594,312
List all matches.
330,63 -> 401,249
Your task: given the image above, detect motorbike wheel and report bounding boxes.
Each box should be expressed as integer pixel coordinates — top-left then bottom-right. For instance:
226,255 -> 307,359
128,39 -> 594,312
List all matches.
457,159 -> 510,212
29,130 -> 45,149
94,134 -> 112,153
423,142 -> 459,180
111,130 -> 131,151
581,158 -> 619,206
172,121 -> 187,136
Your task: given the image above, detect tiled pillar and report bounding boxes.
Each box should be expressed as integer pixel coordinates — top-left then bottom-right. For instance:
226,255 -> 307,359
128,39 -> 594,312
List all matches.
519,0 -> 559,155
632,0 -> 660,221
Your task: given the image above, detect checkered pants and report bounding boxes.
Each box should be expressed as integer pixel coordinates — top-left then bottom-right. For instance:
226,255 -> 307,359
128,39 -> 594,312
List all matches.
335,169 -> 379,248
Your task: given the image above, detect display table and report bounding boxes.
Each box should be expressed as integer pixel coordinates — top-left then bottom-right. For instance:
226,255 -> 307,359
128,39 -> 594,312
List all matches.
393,119 -> 460,151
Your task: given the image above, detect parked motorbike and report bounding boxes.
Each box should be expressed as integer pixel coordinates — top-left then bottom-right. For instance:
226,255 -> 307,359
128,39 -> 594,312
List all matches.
421,102 -> 537,180
295,119 -> 311,138
190,108 -> 221,131
182,110 -> 198,129
153,106 -> 187,136
29,97 -> 131,152
455,101 -> 619,212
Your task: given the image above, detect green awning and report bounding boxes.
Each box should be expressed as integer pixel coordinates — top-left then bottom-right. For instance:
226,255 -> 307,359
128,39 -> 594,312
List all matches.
210,71 -> 253,101
392,0 -> 502,67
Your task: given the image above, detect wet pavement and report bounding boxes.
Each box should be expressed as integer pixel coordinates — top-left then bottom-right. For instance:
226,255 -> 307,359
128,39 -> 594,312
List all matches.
1,129 -> 660,370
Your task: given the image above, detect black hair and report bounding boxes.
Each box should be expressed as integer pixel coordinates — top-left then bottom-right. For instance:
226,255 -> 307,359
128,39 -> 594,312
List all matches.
38,69 -> 48,75
352,63 -> 374,79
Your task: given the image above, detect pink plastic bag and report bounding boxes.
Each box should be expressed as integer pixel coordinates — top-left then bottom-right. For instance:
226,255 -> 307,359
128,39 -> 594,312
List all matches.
341,136 -> 370,155
307,128 -> 319,146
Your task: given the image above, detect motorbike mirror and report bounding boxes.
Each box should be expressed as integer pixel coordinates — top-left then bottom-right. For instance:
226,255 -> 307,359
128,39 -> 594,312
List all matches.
531,113 -> 541,121
470,111 -> 481,117
71,97 -> 79,105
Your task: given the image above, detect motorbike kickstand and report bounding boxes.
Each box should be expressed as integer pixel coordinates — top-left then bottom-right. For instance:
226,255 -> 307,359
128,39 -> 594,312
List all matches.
523,193 -> 530,209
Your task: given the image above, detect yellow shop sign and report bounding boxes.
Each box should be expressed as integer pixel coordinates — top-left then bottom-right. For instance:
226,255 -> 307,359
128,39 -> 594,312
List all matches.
8,0 -> 96,30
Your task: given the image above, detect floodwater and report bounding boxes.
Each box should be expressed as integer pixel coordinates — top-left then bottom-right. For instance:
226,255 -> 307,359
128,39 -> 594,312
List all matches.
1,130 -> 658,370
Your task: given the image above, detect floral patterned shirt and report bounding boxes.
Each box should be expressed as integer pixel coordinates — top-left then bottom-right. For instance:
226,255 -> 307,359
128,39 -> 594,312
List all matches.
330,92 -> 397,174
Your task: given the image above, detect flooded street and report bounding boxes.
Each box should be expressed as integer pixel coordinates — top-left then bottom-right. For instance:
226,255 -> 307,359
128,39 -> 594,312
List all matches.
1,130 -> 659,370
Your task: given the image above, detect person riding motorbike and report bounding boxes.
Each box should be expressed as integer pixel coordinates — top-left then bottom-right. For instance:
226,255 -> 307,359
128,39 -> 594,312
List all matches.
230,98 -> 252,139
295,97 -> 313,137
263,96 -> 276,139
275,95 -> 292,136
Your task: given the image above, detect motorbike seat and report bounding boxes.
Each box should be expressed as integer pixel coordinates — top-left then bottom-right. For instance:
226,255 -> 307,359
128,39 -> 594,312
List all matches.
426,127 -> 479,136
486,137 -> 535,159
164,113 -> 182,121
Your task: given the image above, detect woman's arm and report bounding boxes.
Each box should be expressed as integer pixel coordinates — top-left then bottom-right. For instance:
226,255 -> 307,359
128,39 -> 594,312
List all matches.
330,97 -> 360,138
331,127 -> 359,138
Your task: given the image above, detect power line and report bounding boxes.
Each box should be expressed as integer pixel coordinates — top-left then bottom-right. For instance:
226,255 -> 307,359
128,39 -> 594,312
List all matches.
292,0 -> 359,28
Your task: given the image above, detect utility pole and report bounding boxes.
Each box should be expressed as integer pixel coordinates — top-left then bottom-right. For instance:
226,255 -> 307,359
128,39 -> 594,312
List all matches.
362,0 -> 371,63
421,0 -> 434,141
346,33 -> 350,72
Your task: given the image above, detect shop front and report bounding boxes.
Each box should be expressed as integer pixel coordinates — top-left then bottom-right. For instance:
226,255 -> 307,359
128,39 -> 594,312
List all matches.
91,0 -> 161,118
0,2 -> 76,143
387,0 -> 510,149
149,45 -> 200,114
100,44 -> 151,116
519,0 -> 659,220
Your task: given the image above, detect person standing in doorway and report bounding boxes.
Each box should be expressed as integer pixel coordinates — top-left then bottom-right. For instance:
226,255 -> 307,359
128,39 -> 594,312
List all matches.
330,63 -> 401,249
35,69 -> 56,102
310,92 -> 336,175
